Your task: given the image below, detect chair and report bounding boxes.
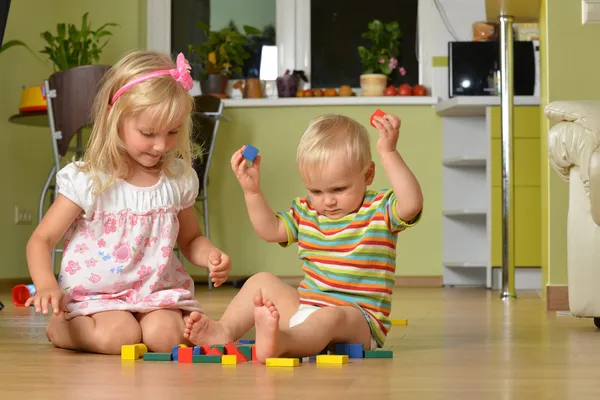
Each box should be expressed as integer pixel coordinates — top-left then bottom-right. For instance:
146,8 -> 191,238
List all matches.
42,65 -> 111,273
191,94 -> 230,289
546,100 -> 600,327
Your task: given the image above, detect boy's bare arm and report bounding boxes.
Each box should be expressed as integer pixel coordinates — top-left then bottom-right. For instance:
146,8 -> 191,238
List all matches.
244,190 -> 288,243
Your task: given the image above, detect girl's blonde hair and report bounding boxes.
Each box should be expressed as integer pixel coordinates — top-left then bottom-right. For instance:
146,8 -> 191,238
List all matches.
297,114 -> 372,178
80,50 -> 197,193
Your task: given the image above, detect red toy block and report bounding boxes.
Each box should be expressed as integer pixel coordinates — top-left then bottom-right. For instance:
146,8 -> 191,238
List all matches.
178,347 -> 193,363
370,109 -> 386,128
200,344 -> 212,354
205,347 -> 223,356
252,345 -> 257,361
224,340 -> 249,363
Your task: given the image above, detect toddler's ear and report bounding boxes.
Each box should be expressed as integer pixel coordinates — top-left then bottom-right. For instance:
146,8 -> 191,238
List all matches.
365,161 -> 376,185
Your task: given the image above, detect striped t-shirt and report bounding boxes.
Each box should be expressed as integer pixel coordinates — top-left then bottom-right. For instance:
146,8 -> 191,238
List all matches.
276,188 -> 421,347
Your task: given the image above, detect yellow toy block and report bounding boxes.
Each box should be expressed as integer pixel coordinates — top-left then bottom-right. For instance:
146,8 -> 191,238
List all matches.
121,343 -> 148,360
316,355 -> 348,364
222,355 -> 238,365
266,358 -> 300,367
391,319 -> 408,326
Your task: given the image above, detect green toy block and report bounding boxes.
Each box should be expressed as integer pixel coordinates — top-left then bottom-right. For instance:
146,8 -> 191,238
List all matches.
143,352 -> 172,361
193,355 -> 222,363
211,344 -> 225,353
238,345 -> 252,360
364,350 -> 393,359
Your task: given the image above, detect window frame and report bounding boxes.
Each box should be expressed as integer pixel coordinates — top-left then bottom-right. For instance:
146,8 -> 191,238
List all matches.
147,0 -> 426,89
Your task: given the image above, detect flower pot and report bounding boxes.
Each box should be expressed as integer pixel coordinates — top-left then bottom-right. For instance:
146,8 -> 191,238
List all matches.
360,73 -> 387,96
201,74 -> 229,98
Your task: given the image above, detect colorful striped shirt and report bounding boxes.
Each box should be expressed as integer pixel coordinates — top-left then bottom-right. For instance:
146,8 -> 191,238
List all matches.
276,188 -> 421,347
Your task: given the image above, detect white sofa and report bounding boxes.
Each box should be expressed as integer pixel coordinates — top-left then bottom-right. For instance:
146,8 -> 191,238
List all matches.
546,100 -> 600,327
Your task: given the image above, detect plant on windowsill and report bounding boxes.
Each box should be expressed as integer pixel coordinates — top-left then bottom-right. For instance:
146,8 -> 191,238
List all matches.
357,19 -> 403,96
188,21 -> 262,98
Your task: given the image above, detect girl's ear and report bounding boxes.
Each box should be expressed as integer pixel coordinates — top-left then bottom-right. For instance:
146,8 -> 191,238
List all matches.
365,161 -> 375,185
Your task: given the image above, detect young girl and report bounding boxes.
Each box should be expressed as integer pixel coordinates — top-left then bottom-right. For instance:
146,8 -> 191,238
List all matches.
25,50 -> 231,355
183,113 -> 422,362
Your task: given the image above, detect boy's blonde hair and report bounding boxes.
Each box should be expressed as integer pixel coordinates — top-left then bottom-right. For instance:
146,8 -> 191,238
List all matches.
80,50 -> 197,193
297,114 -> 372,178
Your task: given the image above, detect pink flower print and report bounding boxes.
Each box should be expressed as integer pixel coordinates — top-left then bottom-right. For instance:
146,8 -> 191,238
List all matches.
89,273 -> 101,284
85,258 -> 98,268
149,282 -> 165,292
135,235 -> 144,246
157,209 -> 167,219
137,265 -> 153,280
140,215 -> 153,228
159,296 -> 176,307
144,237 -> 158,248
97,238 -> 106,248
113,281 -> 129,292
181,280 -> 192,290
399,67 -> 407,76
161,246 -> 172,258
112,243 -> 132,263
65,260 -> 81,275
129,215 -> 139,226
70,285 -> 91,300
161,225 -> 173,240
63,238 -> 70,252
176,265 -> 187,275
74,243 -> 89,254
104,218 -> 117,234
133,251 -> 144,264
79,302 -> 89,309
117,212 -> 127,227
388,57 -> 398,70
132,280 -> 144,292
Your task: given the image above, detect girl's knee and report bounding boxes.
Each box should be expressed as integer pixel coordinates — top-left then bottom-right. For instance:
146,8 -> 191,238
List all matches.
141,313 -> 185,352
96,320 -> 142,354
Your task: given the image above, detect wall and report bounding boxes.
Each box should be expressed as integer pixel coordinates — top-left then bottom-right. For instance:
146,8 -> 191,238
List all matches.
0,0 -> 145,279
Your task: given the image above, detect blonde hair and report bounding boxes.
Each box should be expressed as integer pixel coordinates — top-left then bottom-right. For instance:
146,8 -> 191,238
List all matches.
297,114 -> 372,178
80,50 -> 197,193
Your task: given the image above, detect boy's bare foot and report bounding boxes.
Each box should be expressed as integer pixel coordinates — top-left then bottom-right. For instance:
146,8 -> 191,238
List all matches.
253,290 -> 280,363
183,312 -> 232,345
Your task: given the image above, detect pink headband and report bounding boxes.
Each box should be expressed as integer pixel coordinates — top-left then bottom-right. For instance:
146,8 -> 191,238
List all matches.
110,52 -> 194,104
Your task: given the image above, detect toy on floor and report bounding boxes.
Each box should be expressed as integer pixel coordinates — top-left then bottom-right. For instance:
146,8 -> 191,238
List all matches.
391,319 -> 408,326
0,300 -> 4,310
242,144 -> 259,162
369,109 -> 386,128
12,284 -> 36,306
121,343 -> 148,360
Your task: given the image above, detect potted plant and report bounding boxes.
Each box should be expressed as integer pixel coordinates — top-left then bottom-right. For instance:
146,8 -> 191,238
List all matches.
188,21 -> 261,98
357,20 -> 402,96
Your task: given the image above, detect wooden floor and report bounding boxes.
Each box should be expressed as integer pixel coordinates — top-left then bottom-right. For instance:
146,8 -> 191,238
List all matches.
1,285 -> 599,399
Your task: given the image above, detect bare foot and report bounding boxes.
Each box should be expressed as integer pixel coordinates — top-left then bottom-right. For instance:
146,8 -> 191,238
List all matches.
253,290 -> 280,363
183,312 -> 232,345
46,313 -> 79,351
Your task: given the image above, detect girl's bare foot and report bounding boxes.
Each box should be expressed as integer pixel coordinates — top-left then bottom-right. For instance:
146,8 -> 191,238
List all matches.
183,312 -> 232,345
253,290 -> 280,363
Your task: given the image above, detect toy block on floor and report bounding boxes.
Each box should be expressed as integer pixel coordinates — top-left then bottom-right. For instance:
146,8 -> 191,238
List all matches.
335,343 -> 364,358
171,344 -> 187,361
222,355 -> 238,365
211,344 -> 225,353
239,339 -> 255,345
364,350 -> 393,359
224,341 -> 249,362
143,352 -> 172,361
121,343 -> 148,360
391,319 -> 408,326
192,355 -> 222,363
252,346 -> 257,361
266,358 -> 299,367
238,345 -> 252,360
205,347 -> 223,356
242,145 -> 259,162
178,347 -> 193,363
192,346 -> 202,356
316,355 -> 348,364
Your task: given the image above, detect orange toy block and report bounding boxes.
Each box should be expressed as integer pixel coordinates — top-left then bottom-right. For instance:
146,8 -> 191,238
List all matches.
178,347 -> 193,363
224,341 -> 249,363
252,345 -> 257,361
206,347 -> 223,356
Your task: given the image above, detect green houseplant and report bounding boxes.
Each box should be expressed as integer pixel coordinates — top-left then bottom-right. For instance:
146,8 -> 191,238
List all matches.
357,20 -> 402,96
188,21 -> 261,97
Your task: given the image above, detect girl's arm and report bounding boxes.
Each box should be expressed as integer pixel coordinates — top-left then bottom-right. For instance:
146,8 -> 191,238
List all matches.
25,195 -> 83,314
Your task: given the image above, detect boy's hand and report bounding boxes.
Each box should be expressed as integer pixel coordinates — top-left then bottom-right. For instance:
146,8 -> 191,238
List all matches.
231,146 -> 262,195
207,249 -> 231,287
373,113 -> 401,154
25,286 -> 67,316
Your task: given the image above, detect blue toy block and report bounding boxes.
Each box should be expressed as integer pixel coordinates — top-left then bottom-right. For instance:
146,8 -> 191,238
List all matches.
239,339 -> 255,345
242,145 -> 259,162
335,343 -> 349,355
193,346 -> 202,356
347,344 -> 364,358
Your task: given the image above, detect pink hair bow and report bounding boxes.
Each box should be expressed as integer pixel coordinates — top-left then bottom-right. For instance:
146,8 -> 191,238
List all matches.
111,52 -> 194,104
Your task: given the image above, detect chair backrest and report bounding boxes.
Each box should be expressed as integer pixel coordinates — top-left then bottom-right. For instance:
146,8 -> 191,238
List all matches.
48,64 -> 110,156
191,94 -> 223,186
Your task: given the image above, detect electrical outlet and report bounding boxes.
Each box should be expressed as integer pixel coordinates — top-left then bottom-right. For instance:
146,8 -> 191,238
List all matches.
15,206 -> 32,225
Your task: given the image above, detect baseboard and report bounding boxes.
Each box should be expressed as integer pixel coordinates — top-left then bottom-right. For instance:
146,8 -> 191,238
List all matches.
491,267 -> 542,290
546,285 -> 569,311
194,275 -> 443,288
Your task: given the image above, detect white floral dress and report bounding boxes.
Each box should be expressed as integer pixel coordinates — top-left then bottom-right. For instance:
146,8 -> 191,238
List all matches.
55,159 -> 202,320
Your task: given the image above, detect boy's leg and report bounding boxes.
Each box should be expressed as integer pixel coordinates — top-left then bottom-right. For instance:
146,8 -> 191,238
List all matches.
253,291 -> 372,363
184,272 -> 300,345
46,310 -> 142,354
136,309 -> 193,352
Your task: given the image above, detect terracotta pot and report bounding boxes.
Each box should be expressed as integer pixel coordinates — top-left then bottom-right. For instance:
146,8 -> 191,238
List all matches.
360,74 -> 387,96
201,74 -> 229,98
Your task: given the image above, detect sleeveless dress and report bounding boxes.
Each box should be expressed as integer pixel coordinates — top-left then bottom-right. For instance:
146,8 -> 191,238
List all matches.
55,159 -> 202,320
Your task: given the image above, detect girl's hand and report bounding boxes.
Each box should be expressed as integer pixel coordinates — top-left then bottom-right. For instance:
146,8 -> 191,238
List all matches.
231,146 -> 262,195
207,249 -> 232,287
373,113 -> 401,154
25,286 -> 67,316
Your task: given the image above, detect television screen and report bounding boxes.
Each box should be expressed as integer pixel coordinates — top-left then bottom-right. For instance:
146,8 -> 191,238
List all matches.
0,0 -> 11,47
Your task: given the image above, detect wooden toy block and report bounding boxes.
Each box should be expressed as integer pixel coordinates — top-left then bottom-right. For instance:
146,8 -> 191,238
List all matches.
251,346 -> 257,361
178,347 -> 193,363
222,355 -> 238,365
134,343 -> 148,357
206,348 -> 223,356
266,358 -> 299,367
171,344 -> 188,361
370,109 -> 385,128
316,355 -> 348,364
192,355 -> 222,363
239,339 -> 255,345
238,345 -> 252,360
121,345 -> 139,360
192,346 -> 202,356
242,144 -> 259,162
143,352 -> 172,361
224,341 -> 249,362
391,319 -> 408,326
334,343 -> 348,355
211,344 -> 225,353
200,345 -> 212,354
364,350 -> 393,359
347,344 -> 364,358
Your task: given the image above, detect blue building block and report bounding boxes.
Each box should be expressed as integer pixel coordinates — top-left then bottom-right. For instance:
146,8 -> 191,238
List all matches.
193,346 -> 202,356
172,345 -> 187,361
242,145 -> 259,162
334,343 -> 364,358
239,339 -> 255,345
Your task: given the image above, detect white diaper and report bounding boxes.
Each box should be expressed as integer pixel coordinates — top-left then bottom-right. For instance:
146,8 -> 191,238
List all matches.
288,304 -> 378,350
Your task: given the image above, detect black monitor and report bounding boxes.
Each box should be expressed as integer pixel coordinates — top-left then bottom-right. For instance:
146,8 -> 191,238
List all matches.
0,0 -> 11,47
